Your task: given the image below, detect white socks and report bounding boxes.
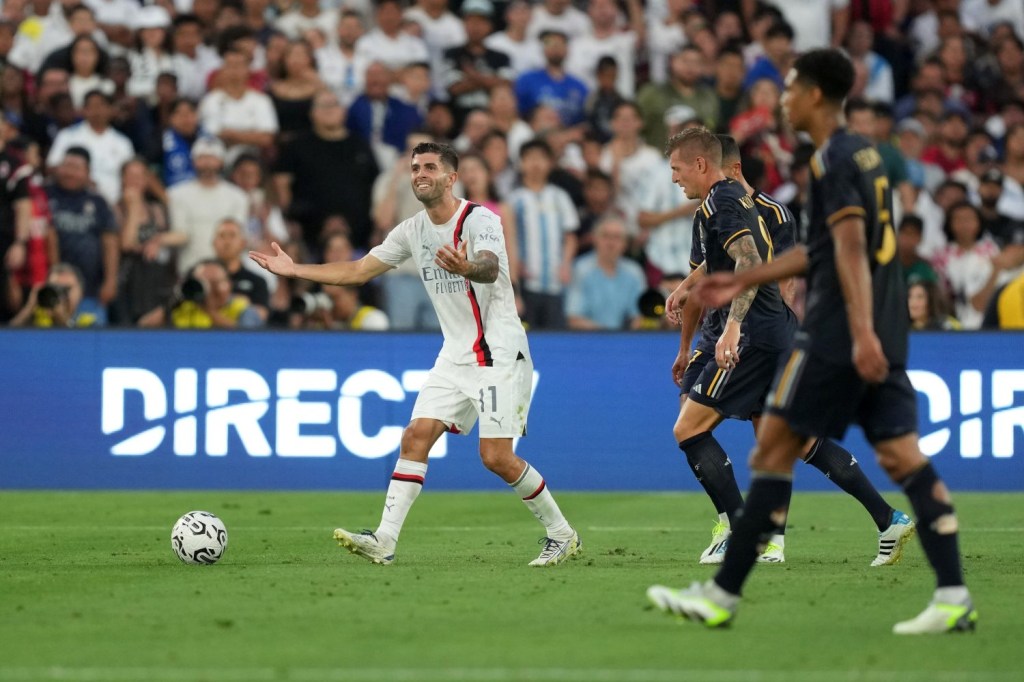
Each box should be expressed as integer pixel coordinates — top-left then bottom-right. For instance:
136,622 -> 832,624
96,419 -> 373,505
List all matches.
376,459 -> 427,546
511,462 -> 573,540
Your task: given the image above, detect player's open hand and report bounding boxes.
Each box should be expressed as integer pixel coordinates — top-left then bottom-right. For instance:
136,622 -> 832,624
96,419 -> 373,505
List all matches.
694,273 -> 744,309
435,241 -> 469,276
249,242 -> 296,278
852,331 -> 889,384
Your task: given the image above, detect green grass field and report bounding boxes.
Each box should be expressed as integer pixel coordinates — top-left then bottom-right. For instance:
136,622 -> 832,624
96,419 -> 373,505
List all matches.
0,491 -> 1020,682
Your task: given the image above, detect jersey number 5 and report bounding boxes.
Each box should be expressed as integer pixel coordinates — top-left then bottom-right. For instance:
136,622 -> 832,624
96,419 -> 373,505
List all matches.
873,176 -> 896,266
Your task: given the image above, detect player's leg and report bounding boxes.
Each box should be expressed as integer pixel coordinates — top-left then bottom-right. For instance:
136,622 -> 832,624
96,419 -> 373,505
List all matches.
677,350 -> 732,523
800,437 -> 915,566
479,437 -> 580,566
333,417 -> 449,564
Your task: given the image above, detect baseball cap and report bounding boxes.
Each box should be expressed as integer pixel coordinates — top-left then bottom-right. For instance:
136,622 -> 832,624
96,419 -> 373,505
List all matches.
896,118 -> 926,137
134,6 -> 171,30
461,0 -> 494,18
664,104 -> 700,127
981,168 -> 1004,185
191,137 -> 226,161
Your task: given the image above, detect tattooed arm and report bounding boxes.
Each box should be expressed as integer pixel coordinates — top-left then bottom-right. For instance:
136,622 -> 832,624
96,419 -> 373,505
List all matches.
725,233 -> 763,324
714,233 -> 763,369
462,250 -> 500,283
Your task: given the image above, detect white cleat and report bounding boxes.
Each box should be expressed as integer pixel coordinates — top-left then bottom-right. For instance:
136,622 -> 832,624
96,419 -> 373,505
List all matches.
872,510 -> 916,567
893,599 -> 978,634
528,530 -> 582,567
757,535 -> 785,563
699,521 -> 732,565
333,528 -> 395,565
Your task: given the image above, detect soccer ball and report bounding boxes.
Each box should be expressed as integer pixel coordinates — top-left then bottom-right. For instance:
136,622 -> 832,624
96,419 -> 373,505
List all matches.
171,511 -> 228,565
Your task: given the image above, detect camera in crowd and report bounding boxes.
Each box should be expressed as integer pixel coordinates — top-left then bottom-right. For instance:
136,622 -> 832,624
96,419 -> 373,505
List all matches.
37,283 -> 70,310
290,291 -> 333,316
179,276 -> 208,304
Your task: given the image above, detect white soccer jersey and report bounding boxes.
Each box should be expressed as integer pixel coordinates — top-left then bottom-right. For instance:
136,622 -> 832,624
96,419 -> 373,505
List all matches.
370,199 -> 528,367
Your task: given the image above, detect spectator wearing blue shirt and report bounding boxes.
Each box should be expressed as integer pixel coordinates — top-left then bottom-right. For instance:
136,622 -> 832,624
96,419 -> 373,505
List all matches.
742,21 -> 794,91
515,30 -> 589,127
347,61 -> 424,167
566,214 -> 646,330
162,98 -> 201,187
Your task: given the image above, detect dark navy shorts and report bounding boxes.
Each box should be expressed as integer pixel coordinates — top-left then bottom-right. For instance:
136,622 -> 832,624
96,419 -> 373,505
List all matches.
764,341 -> 918,444
681,345 -> 783,421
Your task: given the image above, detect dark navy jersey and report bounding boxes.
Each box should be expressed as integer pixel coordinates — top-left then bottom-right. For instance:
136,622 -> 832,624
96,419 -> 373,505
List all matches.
753,190 -> 796,255
803,128 -> 908,366
690,178 -> 795,352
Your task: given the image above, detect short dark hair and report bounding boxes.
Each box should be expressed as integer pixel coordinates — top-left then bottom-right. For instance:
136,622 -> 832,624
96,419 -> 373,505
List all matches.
717,45 -> 743,61
844,97 -> 874,118
411,141 -> 459,171
716,134 -> 740,163
943,201 -> 982,243
63,146 -> 91,166
82,89 -> 113,106
173,13 -> 201,29
597,55 -> 618,72
519,138 -> 554,160
765,20 -> 795,42
792,49 -> 855,104
899,214 -> 924,235
169,97 -> 197,114
612,100 -> 643,119
665,126 -> 722,165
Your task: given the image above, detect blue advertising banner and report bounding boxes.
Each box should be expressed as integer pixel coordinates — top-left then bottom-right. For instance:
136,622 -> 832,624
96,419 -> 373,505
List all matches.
1,330 -> 1021,491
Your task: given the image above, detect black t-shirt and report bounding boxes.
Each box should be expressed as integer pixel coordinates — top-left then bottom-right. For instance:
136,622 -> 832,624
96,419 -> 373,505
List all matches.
690,178 -> 795,352
803,128 -> 908,366
0,151 -> 30,252
752,189 -> 796,254
47,184 -> 118,297
230,266 -> 269,309
442,44 -> 513,125
274,131 -> 380,249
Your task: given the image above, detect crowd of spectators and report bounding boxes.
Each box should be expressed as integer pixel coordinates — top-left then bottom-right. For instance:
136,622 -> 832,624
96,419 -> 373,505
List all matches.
2,0 -> 1024,331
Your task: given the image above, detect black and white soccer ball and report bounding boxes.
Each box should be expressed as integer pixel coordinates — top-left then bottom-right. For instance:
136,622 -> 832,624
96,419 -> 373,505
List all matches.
171,511 -> 228,565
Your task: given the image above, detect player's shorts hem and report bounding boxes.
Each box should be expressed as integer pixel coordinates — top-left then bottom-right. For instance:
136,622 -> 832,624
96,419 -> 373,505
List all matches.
409,411 -> 469,436
763,406 -> 840,440
863,426 -> 917,445
687,389 -> 749,420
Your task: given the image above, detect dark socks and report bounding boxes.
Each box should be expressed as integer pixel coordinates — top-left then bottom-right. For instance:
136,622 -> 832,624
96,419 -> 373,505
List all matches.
679,432 -> 744,525
714,474 -> 792,596
805,439 -> 894,532
899,462 -> 965,588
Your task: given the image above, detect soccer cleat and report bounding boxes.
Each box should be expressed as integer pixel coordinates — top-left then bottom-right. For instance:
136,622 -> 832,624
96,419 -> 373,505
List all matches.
699,521 -> 732,564
893,599 -> 978,635
528,530 -> 582,567
333,528 -> 395,565
756,536 -> 785,563
645,581 -> 735,628
872,510 -> 916,567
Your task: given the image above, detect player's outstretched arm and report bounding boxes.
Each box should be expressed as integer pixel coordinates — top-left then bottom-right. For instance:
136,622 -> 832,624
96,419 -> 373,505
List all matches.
249,242 -> 392,286
832,217 -> 888,383
695,245 -> 809,308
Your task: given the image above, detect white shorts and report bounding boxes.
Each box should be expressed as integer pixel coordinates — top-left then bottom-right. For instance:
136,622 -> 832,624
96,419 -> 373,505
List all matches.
411,355 -> 534,438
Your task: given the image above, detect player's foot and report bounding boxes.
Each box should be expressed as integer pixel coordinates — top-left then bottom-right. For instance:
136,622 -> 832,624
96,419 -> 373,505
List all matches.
872,510 -> 916,567
333,528 -> 395,565
646,581 -> 735,628
699,521 -> 731,565
528,530 -> 581,567
757,535 -> 785,563
893,598 -> 978,635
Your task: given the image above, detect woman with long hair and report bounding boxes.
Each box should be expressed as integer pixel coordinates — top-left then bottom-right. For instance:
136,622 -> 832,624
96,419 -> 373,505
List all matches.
66,35 -> 113,111
908,279 -> 961,331
269,39 -> 323,142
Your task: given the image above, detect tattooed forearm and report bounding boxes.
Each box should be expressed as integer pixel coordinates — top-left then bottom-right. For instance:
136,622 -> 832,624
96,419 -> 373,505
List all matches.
464,250 -> 500,283
726,234 -> 763,323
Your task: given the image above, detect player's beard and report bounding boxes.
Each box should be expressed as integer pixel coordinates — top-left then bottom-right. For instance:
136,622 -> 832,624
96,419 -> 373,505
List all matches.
413,179 -> 444,205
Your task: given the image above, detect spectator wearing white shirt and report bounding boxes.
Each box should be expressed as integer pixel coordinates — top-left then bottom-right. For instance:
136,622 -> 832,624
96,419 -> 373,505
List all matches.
483,0 -> 544,78
275,0 -> 339,45
317,9 -> 368,107
8,0 -> 78,74
198,46 -> 278,162
46,89 -> 134,205
163,136 -> 249,276
171,14 -> 221,101
126,6 -> 174,106
961,0 -> 1024,41
404,0 -> 466,99
844,20 -> 894,104
566,0 -> 643,99
84,0 -> 138,52
761,0 -> 849,53
646,0 -> 689,85
598,101 -> 664,236
354,0 -> 430,75
66,34 -> 114,110
527,0 -> 592,41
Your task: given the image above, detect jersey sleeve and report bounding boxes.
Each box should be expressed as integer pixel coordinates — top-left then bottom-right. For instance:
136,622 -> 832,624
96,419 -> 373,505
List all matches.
822,152 -> 868,229
463,209 -> 506,259
367,219 -> 412,268
689,216 -> 703,270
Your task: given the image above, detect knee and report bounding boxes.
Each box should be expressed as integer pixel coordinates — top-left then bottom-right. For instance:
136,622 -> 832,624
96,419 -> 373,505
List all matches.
401,422 -> 435,456
479,443 -> 516,477
674,419 -> 705,444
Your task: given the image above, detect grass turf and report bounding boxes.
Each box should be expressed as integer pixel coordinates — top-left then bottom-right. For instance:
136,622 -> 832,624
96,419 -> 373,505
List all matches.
0,491 -> 1020,682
